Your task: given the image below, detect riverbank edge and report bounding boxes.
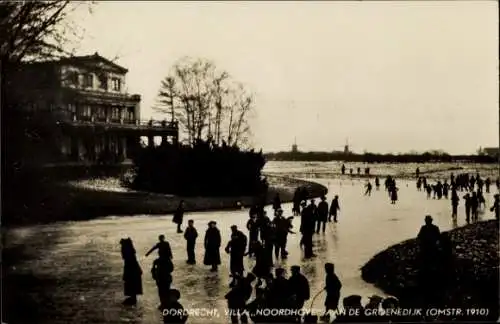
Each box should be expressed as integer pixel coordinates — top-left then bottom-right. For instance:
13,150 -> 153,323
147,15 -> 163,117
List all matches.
3,175 -> 327,227
360,220 -> 499,321
265,165 -> 497,181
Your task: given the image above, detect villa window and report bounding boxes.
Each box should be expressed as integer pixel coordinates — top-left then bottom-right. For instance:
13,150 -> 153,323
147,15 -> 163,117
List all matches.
68,103 -> 76,113
68,71 -> 79,86
83,74 -> 93,88
111,107 -> 120,119
112,78 -> 121,91
127,107 -> 135,120
81,105 -> 92,117
98,73 -> 108,90
97,106 -> 106,119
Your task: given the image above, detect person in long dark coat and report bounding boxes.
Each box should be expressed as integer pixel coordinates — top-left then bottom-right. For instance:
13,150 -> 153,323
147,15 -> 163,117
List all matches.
225,225 -> 248,277
490,194 -> 500,220
184,220 -> 198,264
152,253 -> 174,308
417,215 -> 441,268
292,188 -> 302,216
463,193 -> 472,223
329,195 -> 340,223
272,209 -> 293,260
272,193 -> 282,212
485,177 -> 491,193
172,200 -> 185,233
451,189 -> 459,219
364,181 -> 372,196
225,273 -> 255,324
267,268 -> 293,322
120,238 -> 143,305
204,221 -> 221,271
289,265 -> 310,322
316,196 -> 328,233
300,202 -> 316,259
251,241 -> 272,280
322,263 -> 342,322
390,187 -> 398,204
443,180 -> 450,199
471,192 -> 479,222
246,214 -> 259,257
257,210 -> 270,244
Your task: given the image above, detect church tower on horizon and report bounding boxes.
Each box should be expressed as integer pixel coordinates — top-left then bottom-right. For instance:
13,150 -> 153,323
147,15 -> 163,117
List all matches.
291,137 -> 298,153
344,138 -> 350,154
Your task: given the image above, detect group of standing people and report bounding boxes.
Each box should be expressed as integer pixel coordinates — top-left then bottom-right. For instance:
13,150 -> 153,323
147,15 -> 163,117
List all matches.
341,164 -> 371,177
225,263 -> 344,324
415,171 -> 500,223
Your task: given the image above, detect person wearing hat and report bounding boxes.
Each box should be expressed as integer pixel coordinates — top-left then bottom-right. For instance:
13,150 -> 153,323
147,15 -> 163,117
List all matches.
246,213 -> 259,258
292,188 -> 302,216
316,195 -> 329,233
184,220 -> 198,265
288,265 -> 310,320
272,193 -> 282,212
151,245 -> 174,308
146,234 -> 173,260
417,215 -> 441,266
470,191 -> 479,222
267,268 -> 292,322
490,194 -> 499,220
120,238 -> 143,306
321,263 -> 342,322
272,208 -> 292,260
329,195 -> 340,223
485,177 -> 491,193
172,200 -> 185,233
203,221 -> 221,272
364,295 -> 384,321
338,294 -> 365,321
366,295 -> 383,309
300,200 -> 316,258
225,225 -> 248,278
451,188 -> 459,219
462,193 -> 472,223
225,272 -> 255,324
162,289 -> 188,323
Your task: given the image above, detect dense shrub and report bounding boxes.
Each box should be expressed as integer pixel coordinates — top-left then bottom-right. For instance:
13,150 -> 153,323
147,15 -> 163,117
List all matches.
130,140 -> 268,196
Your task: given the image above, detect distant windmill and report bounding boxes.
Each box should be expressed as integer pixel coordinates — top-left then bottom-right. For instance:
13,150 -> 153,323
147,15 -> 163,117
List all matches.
344,138 -> 350,154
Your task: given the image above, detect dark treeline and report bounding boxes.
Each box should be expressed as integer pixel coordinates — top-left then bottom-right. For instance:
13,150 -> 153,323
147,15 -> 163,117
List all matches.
265,152 -> 498,163
130,140 -> 268,197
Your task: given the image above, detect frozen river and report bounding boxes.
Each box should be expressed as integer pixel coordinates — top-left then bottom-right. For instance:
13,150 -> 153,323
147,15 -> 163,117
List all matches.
4,175 -> 497,324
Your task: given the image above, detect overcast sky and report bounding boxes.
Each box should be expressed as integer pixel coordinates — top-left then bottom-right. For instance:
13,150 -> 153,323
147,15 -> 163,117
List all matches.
72,1 -> 498,154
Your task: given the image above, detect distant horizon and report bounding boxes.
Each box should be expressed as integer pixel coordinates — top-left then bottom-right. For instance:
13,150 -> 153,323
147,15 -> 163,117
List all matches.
73,1 -> 499,154
262,147 -> 497,155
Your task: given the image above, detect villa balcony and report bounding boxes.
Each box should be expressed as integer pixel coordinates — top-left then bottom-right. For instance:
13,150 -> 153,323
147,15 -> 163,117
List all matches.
52,110 -> 178,136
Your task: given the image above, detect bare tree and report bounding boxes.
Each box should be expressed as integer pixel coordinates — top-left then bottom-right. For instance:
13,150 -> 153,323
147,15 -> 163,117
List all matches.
0,1 -> 94,63
155,57 -> 255,147
1,1 -> 95,110
226,83 -> 254,148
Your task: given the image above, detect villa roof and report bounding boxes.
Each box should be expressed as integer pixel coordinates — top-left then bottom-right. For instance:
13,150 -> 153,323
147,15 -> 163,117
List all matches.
58,52 -> 128,73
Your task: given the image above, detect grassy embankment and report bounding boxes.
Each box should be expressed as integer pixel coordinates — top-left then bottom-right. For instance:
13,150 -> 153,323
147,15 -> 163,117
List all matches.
4,167 -> 327,227
361,219 -> 499,322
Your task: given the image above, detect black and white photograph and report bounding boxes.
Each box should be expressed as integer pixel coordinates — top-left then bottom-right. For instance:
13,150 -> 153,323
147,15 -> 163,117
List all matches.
1,1 -> 499,323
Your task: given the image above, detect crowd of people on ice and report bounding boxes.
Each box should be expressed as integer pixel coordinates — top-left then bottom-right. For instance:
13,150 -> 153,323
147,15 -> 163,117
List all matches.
117,166 -> 499,323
